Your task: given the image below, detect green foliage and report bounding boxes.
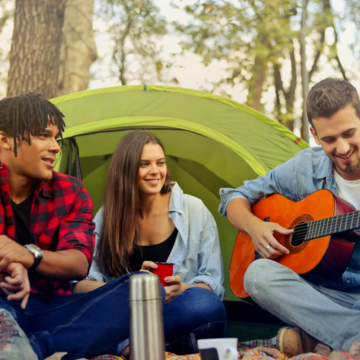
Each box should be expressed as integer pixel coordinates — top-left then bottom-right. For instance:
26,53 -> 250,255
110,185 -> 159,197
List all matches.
172,0 -> 298,109
343,0 -> 360,59
172,0 -> 357,133
174,1 -> 296,68
0,0 -> 14,96
0,0 -> 13,35
96,0 -> 170,84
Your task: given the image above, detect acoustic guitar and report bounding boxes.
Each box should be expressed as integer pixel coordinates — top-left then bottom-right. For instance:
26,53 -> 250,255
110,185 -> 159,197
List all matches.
229,189 -> 360,298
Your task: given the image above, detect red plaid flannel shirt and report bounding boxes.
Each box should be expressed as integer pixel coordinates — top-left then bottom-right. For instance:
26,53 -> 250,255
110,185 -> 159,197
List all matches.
0,163 -> 95,297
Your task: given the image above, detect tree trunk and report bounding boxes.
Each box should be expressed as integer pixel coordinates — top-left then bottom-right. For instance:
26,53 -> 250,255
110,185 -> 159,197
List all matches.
7,0 -> 67,98
247,55 -> 267,111
246,27 -> 269,112
57,0 -> 97,96
300,0 -> 310,142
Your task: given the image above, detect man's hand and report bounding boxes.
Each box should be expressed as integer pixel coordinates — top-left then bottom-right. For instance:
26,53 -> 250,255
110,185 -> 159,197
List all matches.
0,262 -> 30,309
248,220 -> 292,259
163,275 -> 188,303
0,235 -> 34,271
227,198 -> 292,260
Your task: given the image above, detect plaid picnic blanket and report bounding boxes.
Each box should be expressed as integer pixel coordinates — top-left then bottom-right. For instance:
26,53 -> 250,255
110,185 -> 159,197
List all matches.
89,339 -> 359,360
91,340 -> 359,360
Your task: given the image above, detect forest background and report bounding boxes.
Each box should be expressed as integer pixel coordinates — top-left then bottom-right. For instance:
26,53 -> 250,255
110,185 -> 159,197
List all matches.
1,0 -> 360,142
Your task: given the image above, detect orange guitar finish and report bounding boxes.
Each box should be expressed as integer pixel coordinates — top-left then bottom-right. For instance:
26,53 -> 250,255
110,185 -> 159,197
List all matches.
229,190 -> 357,298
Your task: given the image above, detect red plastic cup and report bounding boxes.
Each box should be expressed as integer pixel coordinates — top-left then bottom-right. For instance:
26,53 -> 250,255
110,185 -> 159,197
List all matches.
149,262 -> 174,286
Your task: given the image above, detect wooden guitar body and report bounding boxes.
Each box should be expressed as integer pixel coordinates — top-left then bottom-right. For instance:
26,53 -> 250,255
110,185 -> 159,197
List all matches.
229,190 -> 357,298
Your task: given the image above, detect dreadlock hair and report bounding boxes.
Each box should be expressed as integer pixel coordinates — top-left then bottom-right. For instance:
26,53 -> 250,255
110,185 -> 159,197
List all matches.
0,93 -> 65,156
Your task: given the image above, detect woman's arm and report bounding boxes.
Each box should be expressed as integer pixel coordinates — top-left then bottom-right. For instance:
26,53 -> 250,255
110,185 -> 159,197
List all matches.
187,202 -> 225,299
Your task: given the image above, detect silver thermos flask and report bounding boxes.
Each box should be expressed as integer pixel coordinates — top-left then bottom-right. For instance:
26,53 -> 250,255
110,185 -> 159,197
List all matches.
129,273 -> 165,360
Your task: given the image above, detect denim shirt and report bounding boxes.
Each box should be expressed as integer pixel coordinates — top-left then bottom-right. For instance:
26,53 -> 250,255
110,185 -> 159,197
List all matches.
219,146 -> 360,289
89,182 -> 225,299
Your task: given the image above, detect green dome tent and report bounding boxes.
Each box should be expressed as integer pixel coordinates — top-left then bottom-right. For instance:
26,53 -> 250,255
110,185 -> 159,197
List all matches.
51,85 -> 308,301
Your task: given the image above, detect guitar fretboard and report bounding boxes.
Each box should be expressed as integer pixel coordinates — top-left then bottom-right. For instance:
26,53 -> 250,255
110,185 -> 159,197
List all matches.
292,211 -> 360,244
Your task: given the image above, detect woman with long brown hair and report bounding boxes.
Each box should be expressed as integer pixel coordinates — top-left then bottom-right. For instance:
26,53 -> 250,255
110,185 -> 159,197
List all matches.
75,130 -> 226,355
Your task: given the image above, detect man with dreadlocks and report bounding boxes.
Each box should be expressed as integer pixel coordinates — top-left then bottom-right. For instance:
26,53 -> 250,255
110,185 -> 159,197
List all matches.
0,93 -> 133,359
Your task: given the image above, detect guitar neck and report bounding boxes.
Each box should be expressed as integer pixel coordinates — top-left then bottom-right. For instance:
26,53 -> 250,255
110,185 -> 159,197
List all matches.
305,211 -> 360,240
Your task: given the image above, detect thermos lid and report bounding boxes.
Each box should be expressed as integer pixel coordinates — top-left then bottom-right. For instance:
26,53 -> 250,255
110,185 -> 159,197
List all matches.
129,273 -> 162,301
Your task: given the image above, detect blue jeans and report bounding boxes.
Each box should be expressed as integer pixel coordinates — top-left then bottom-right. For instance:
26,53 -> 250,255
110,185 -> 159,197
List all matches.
2,274 -> 134,360
244,259 -> 360,351
116,285 -> 227,355
2,274 -> 225,359
163,287 -> 227,354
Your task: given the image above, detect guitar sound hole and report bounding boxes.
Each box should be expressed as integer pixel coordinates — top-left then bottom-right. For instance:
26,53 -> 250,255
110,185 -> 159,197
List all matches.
291,222 -> 308,246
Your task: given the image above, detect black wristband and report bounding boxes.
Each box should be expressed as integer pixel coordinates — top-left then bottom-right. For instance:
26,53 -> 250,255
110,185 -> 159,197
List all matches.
28,257 -> 42,271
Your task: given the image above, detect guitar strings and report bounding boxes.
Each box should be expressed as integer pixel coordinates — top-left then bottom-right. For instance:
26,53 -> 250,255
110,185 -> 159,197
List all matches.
286,215 -> 359,245
294,217 -> 357,237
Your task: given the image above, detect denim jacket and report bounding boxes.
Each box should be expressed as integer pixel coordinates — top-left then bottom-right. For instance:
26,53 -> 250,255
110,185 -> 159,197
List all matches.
89,182 -> 225,299
219,146 -> 360,289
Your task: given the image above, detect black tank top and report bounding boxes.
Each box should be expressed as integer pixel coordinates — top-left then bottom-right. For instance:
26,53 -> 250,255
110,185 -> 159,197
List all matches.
128,228 -> 178,271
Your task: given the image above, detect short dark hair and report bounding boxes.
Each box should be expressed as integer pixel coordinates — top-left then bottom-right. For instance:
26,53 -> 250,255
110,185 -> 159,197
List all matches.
306,78 -> 360,127
0,93 -> 65,156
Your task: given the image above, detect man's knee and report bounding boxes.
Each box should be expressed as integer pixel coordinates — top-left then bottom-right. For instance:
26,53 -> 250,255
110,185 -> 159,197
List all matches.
244,259 -> 300,299
244,259 -> 278,297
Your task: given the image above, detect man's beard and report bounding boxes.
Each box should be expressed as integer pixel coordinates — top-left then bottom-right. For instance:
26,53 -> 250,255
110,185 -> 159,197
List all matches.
335,157 -> 360,175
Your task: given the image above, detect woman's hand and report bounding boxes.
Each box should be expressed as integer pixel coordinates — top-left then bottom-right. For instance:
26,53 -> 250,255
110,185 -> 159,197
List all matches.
0,262 -> 30,309
163,275 -> 188,303
140,261 -> 158,272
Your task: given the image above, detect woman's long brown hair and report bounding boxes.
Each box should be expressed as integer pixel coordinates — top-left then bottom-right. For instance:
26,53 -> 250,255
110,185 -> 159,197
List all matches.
96,130 -> 172,277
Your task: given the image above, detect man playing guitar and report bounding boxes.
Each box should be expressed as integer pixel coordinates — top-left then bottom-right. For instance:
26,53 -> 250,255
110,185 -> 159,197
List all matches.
219,78 -> 360,357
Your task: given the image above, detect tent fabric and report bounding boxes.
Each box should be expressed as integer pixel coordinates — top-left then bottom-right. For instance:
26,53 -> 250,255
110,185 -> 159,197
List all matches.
51,85 -> 308,301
